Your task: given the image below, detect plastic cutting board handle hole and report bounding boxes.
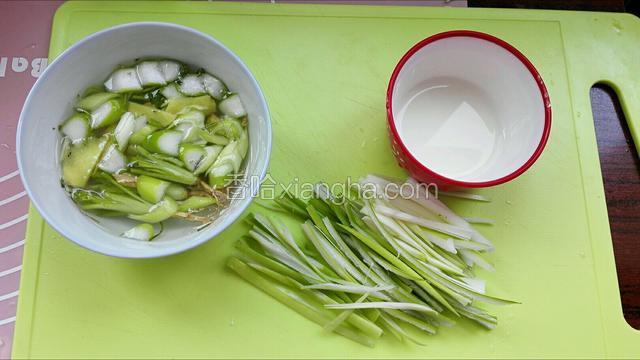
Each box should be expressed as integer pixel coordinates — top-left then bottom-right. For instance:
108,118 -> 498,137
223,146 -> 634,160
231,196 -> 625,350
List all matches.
590,83 -> 640,330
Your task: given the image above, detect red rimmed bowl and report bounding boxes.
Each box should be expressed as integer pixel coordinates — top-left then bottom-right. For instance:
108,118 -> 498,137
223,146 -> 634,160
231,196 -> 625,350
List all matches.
386,30 -> 551,188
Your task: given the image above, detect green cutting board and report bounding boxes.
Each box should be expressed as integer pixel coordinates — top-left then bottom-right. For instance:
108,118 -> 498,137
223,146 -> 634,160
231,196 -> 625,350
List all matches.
14,1 -> 640,358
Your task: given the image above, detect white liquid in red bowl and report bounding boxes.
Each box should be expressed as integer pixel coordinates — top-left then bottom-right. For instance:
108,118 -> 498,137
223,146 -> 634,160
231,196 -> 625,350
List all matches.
388,31 -> 551,187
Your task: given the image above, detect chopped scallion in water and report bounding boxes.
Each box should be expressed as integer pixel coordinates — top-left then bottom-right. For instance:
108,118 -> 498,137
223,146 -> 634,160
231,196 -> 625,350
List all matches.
58,58 -> 250,239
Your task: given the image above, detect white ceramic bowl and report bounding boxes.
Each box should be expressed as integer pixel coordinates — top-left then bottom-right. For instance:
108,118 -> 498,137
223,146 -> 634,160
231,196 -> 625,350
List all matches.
17,22 -> 272,258
387,30 -> 551,188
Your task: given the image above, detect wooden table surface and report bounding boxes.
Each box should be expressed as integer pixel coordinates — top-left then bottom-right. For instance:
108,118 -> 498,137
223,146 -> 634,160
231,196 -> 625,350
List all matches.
591,85 -> 640,329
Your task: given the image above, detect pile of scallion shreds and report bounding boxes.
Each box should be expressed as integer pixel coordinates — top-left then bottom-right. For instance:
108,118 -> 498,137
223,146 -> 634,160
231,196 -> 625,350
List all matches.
227,175 -> 516,347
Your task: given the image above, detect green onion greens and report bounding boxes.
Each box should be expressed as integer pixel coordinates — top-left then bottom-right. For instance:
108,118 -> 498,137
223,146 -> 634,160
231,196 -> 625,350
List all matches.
228,175 -> 516,347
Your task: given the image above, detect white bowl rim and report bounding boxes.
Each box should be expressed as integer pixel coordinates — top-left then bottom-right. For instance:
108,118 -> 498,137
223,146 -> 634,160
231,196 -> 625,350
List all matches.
16,21 -> 272,258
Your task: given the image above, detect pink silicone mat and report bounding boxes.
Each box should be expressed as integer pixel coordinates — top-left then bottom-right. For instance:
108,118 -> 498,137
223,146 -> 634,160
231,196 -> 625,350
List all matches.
0,1 -> 63,358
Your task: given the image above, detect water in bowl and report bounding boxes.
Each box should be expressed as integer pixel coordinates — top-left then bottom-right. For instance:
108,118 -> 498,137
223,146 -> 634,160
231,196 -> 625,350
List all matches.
396,77 -> 504,181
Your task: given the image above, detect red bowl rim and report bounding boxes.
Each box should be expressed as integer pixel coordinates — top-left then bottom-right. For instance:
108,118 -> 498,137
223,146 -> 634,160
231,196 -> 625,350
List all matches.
386,30 -> 552,188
